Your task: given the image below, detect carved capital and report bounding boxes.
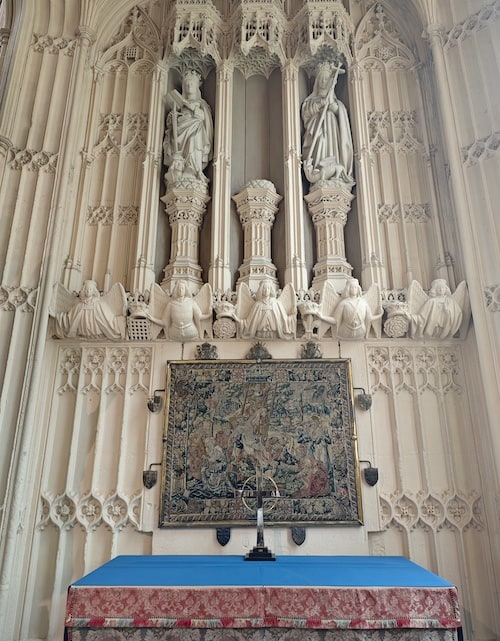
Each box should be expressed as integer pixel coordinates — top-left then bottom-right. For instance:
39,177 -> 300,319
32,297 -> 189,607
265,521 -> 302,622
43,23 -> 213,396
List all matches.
423,24 -> 447,47
485,284 -> 500,312
77,25 -> 96,45
304,185 -> 355,220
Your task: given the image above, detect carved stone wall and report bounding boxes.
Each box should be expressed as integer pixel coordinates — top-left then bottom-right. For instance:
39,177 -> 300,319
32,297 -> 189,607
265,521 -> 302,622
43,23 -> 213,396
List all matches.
0,2 -> 498,641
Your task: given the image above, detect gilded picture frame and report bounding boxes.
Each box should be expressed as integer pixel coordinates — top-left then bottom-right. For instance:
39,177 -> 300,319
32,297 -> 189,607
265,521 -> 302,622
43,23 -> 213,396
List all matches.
160,359 -> 363,527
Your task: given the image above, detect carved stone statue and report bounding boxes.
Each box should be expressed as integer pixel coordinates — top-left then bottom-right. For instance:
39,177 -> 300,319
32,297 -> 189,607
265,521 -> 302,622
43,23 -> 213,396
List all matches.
300,279 -> 382,340
408,279 -> 468,339
233,279 -> 296,340
148,280 -> 213,341
334,279 -> 382,339
163,70 -> 213,187
51,280 -> 127,340
301,61 -> 353,186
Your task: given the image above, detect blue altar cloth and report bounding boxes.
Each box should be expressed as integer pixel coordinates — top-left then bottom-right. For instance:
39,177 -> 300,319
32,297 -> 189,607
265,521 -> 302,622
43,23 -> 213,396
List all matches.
73,554 -> 454,588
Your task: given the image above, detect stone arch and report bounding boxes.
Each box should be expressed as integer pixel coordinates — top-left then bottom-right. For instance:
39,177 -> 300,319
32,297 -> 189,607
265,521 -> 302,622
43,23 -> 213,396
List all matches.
87,1 -> 161,60
355,1 -> 416,65
98,5 -> 161,68
60,3 -> 162,292
351,0 -> 451,291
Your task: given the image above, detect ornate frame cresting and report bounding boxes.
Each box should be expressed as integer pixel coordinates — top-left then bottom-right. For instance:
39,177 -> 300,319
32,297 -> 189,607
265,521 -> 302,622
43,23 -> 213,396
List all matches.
160,359 -> 363,527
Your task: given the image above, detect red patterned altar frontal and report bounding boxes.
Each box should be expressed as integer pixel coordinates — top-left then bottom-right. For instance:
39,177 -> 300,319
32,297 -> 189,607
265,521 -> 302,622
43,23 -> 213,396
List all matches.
65,555 -> 461,641
65,584 -> 460,631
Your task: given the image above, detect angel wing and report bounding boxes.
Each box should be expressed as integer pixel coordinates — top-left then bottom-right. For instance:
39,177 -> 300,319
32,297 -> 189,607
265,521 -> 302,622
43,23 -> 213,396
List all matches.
194,282 -> 213,338
407,280 -> 428,338
100,282 -> 127,317
49,283 -> 79,338
194,282 -> 213,315
49,282 -> 78,316
148,283 -> 171,339
234,283 -> 256,339
452,280 -> 471,338
277,283 -> 296,317
234,282 -> 255,321
320,281 -> 341,316
277,282 -> 297,338
407,280 -> 428,316
362,283 -> 383,338
96,282 -> 127,340
317,281 -> 341,339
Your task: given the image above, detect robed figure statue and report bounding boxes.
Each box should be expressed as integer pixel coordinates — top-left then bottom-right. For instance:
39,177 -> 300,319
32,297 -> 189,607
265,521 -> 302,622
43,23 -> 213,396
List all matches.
163,70 -> 213,186
301,61 -> 353,186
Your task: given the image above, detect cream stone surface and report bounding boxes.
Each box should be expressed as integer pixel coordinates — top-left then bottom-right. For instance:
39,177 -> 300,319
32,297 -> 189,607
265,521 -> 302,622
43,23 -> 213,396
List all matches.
0,2 -> 499,641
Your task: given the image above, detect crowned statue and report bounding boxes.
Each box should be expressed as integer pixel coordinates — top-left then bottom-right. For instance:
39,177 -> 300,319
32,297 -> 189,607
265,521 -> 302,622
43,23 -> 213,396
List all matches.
163,70 -> 213,188
301,61 -> 354,187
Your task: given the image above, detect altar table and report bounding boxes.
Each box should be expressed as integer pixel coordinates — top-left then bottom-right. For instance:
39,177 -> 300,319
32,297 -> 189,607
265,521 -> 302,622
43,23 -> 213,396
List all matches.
64,555 -> 461,641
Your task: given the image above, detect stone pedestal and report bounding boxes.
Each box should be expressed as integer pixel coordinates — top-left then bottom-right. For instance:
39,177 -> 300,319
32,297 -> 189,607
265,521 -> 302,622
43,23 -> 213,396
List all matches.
161,181 -> 210,293
304,181 -> 354,291
233,180 -> 282,292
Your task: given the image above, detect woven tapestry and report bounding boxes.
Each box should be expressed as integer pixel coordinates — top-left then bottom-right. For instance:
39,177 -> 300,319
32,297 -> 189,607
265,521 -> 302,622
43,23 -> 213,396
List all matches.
160,359 -> 362,527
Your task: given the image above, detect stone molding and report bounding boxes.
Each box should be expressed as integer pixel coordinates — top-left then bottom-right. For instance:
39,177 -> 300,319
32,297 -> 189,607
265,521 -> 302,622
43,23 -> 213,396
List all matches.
31,33 -> 77,56
56,346 -> 151,396
445,0 -> 500,48
0,285 -> 37,312
380,490 -> 483,533
378,203 -> 430,223
9,147 -> 58,172
368,345 -> 463,395
92,112 -> 149,159
87,204 -> 139,225
461,130 -> 500,166
484,284 -> 500,311
39,491 -> 142,532
368,110 -> 423,155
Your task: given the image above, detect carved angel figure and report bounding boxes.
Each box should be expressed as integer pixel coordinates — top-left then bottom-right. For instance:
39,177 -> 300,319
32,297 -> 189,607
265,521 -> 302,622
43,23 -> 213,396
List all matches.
408,279 -> 469,339
301,279 -> 382,340
148,280 -> 213,341
51,280 -> 127,340
335,279 -> 382,339
233,279 -> 296,340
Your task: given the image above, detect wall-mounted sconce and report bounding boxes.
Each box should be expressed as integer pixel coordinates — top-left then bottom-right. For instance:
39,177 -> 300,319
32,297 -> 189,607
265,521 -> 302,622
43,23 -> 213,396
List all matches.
143,462 -> 162,489
354,387 -> 372,411
147,389 -> 165,413
359,460 -> 379,486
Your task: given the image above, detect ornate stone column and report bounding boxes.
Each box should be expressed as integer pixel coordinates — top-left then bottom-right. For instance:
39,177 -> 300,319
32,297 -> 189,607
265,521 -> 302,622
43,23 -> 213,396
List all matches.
160,183 -> 210,293
0,28 -> 10,73
0,25 -> 97,635
304,182 -> 354,291
208,60 -> 234,294
348,63 -> 388,289
131,63 -> 167,294
282,59 -> 308,292
425,23 -> 500,481
232,179 -> 282,292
